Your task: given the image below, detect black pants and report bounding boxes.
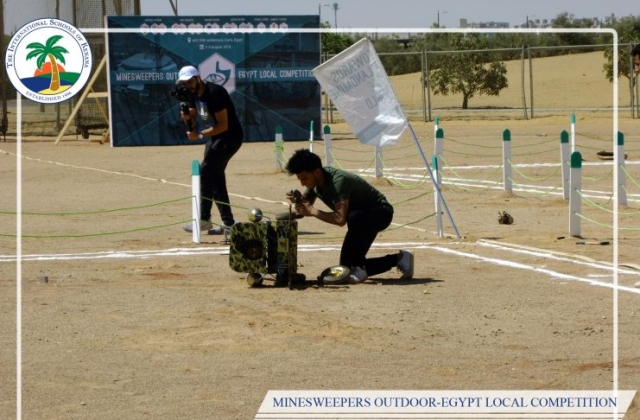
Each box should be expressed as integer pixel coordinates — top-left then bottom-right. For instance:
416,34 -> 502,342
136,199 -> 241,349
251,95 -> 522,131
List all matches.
200,136 -> 242,225
339,204 -> 399,276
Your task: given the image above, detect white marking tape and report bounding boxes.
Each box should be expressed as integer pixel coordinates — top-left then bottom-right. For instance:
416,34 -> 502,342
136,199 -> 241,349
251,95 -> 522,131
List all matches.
2,241 -> 638,295
0,247 -> 229,262
477,240 -> 640,277
424,244 -> 640,295
0,242 -> 424,262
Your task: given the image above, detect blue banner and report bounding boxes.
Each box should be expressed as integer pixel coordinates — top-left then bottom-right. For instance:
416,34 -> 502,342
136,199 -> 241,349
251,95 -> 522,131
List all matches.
106,15 -> 321,146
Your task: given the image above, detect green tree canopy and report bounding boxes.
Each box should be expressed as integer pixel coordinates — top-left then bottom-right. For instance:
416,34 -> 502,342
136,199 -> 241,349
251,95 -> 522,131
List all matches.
320,22 -> 354,55
603,15 -> 640,82
429,33 -> 508,109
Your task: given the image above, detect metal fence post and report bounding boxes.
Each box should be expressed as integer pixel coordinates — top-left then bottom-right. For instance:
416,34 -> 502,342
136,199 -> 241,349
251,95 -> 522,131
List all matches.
421,49 -> 427,122
521,45 -> 528,120
528,45 -> 534,119
425,49 -> 432,122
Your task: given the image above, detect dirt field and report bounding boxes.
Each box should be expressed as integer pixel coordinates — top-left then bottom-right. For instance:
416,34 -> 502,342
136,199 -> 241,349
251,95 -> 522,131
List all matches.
1,115 -> 639,419
390,51 -> 629,114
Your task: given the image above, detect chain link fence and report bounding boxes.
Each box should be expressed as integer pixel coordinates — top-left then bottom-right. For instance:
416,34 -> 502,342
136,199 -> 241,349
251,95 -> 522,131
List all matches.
323,43 -> 639,124
2,15 -> 638,139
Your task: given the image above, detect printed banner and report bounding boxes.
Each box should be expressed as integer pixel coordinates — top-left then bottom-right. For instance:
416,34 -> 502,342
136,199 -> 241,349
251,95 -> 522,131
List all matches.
312,37 -> 407,147
255,390 -> 637,419
106,16 -> 320,146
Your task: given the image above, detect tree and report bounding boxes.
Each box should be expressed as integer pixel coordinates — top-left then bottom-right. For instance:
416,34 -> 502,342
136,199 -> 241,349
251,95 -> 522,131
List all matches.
603,15 -> 640,82
320,23 -> 354,55
26,35 -> 69,92
371,35 -> 422,76
429,34 -> 508,109
551,12 -> 599,46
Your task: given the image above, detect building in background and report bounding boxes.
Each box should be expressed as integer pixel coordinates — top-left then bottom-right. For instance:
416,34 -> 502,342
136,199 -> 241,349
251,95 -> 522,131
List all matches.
459,18 -> 509,28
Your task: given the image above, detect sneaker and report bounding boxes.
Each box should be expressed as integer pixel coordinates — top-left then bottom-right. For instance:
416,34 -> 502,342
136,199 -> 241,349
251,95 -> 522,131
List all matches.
347,266 -> 368,283
183,220 -> 213,233
397,250 -> 414,280
208,224 -> 233,235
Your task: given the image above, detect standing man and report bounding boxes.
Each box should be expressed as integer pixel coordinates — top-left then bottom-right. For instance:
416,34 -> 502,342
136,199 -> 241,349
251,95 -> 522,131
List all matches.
177,65 -> 244,235
285,149 -> 414,283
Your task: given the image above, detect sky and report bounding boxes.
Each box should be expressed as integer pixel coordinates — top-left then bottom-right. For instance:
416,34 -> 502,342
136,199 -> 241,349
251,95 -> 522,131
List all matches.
138,0 -> 637,29
2,0 -> 636,33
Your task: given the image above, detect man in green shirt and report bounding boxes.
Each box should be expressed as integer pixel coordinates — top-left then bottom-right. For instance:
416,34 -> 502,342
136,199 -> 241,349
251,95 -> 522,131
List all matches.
285,149 -> 414,283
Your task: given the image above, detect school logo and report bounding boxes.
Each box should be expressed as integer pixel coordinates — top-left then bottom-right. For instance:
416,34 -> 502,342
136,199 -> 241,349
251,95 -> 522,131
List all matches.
5,18 -> 92,104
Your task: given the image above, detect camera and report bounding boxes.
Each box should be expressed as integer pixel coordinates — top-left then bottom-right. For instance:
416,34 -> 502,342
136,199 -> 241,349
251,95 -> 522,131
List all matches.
171,84 -> 193,102
274,190 -> 305,221
290,190 -> 303,204
179,103 -> 193,131
171,84 -> 195,131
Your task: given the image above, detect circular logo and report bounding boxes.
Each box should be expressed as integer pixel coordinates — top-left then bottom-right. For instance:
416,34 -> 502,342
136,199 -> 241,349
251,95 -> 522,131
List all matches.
4,18 -> 92,104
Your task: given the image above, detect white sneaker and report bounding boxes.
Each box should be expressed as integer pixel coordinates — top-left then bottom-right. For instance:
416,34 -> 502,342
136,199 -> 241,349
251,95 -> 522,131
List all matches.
347,266 -> 368,283
397,250 -> 414,280
183,220 -> 213,233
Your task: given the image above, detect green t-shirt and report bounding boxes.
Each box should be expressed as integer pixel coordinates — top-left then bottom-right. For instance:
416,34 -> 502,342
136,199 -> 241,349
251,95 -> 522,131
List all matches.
305,166 -> 392,212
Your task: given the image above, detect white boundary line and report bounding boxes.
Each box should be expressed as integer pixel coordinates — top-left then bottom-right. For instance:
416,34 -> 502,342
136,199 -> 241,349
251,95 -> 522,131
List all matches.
477,240 -> 640,277
16,93 -> 23,420
6,240 -> 639,296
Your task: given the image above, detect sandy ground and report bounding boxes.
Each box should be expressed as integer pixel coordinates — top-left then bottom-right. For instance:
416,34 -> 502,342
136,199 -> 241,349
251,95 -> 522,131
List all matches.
1,116 -> 639,419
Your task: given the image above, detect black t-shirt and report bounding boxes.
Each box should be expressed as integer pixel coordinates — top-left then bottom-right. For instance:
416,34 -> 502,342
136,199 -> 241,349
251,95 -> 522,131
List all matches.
193,81 -> 243,140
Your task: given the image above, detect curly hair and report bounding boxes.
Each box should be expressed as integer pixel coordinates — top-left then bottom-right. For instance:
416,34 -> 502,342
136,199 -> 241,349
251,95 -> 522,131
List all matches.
285,149 -> 323,175
632,43 -> 640,58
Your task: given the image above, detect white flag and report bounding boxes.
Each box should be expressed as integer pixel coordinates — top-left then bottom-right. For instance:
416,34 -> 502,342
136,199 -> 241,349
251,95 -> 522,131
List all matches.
313,38 -> 407,147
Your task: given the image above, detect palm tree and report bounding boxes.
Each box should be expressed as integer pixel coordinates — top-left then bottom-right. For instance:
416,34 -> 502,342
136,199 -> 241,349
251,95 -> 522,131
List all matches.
25,35 -> 69,91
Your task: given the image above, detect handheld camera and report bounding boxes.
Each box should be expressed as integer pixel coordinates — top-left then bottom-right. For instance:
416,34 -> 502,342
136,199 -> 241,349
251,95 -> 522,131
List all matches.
290,190 -> 303,204
171,84 -> 195,131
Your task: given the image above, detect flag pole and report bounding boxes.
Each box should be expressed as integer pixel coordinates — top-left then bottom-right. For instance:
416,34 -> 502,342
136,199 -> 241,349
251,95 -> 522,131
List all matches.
408,123 -> 461,238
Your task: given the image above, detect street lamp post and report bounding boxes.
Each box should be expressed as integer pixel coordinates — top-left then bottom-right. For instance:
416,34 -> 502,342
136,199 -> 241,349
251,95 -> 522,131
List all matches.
437,10 -> 448,27
332,3 -> 339,28
168,0 -> 179,16
318,3 -> 331,27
